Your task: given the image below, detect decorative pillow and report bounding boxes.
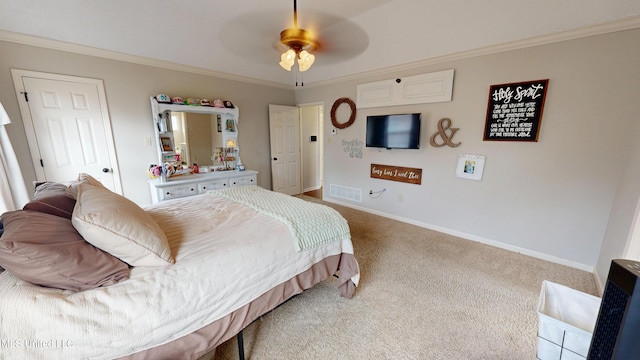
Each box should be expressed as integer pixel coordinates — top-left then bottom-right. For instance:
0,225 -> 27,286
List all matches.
72,183 -> 174,266
0,210 -> 130,291
65,173 -> 109,200
23,182 -> 76,219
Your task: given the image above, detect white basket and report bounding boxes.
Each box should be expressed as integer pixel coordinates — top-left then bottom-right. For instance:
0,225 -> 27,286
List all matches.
536,281 -> 601,360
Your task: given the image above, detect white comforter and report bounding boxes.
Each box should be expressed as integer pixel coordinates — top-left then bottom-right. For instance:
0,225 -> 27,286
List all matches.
0,192 -> 355,360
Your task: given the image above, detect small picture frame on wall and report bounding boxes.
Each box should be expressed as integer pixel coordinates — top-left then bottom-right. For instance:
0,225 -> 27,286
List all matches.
455,154 -> 486,181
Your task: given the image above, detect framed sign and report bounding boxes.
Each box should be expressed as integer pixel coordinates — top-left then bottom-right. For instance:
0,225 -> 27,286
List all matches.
455,154 -> 486,181
483,79 -> 549,142
370,164 -> 422,185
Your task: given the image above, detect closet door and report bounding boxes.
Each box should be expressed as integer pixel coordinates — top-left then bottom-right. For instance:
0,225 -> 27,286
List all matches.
269,104 -> 301,195
12,69 -> 122,193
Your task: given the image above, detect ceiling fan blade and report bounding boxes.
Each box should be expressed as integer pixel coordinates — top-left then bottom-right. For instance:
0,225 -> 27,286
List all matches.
310,15 -> 369,65
218,8 -> 369,67
219,9 -> 288,60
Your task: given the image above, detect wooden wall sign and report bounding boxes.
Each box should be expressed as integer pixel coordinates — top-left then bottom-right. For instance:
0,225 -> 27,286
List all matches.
483,79 -> 549,142
370,164 -> 422,185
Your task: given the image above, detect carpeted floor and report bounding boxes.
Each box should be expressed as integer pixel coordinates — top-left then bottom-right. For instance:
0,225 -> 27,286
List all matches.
213,196 -> 597,359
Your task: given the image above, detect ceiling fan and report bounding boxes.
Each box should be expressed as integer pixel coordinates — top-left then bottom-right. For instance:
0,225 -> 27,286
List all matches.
278,0 -> 318,72
216,1 -> 372,83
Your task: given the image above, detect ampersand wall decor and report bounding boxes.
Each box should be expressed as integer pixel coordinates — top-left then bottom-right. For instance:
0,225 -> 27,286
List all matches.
430,118 -> 461,147
330,97 -> 357,129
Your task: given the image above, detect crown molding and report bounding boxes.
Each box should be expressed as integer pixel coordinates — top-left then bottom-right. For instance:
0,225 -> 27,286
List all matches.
2,15 -> 639,91
302,15 -> 640,89
0,30 -> 292,90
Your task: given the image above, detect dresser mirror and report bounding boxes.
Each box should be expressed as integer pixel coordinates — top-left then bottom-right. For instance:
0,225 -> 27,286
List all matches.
169,112 -> 225,167
151,97 -> 240,174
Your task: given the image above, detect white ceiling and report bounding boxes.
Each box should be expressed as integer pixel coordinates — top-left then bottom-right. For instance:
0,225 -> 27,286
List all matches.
1,0 -> 639,86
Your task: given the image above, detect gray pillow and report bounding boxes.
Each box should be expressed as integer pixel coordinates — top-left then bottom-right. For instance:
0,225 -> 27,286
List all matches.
0,210 -> 130,291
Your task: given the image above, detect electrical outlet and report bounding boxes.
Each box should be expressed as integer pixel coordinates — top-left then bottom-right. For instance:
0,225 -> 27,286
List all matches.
144,137 -> 152,146
369,190 -> 373,195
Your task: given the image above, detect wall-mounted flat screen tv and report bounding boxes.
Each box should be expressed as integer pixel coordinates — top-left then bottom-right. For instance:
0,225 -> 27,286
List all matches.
366,113 -> 421,149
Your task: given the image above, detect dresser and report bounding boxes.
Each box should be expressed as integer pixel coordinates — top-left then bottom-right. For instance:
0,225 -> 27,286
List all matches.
148,170 -> 257,203
148,95 -> 256,203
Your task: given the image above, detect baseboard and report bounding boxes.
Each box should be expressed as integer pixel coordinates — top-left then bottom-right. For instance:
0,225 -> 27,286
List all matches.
303,186 -> 321,193
593,271 -> 605,296
324,198 -> 595,273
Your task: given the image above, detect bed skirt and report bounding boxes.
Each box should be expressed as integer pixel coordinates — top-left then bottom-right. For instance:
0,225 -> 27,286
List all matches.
118,252 -> 358,360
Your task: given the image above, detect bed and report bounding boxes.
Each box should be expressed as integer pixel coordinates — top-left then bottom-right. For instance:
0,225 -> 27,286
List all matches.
0,178 -> 359,360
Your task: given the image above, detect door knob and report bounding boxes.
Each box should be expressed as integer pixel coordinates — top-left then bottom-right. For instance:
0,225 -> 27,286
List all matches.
102,168 -> 110,173
273,157 -> 278,161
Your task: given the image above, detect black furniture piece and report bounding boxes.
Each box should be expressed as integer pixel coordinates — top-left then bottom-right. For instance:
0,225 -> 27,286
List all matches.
587,259 -> 640,359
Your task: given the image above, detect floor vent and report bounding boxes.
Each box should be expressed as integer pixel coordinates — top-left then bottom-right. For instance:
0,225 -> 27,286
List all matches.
329,184 -> 362,202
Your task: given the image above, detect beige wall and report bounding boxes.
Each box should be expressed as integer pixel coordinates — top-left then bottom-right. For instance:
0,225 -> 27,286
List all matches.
296,28 -> 640,280
594,127 -> 640,291
2,28 -> 640,287
0,40 -> 295,205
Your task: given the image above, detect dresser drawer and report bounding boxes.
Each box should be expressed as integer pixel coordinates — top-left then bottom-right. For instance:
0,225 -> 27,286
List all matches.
230,175 -> 256,187
198,180 -> 228,193
160,184 -> 198,200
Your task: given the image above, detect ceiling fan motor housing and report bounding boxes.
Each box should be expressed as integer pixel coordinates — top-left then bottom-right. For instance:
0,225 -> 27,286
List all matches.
280,27 -> 317,53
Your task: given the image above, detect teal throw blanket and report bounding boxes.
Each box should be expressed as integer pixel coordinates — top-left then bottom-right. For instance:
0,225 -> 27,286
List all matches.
209,186 -> 351,251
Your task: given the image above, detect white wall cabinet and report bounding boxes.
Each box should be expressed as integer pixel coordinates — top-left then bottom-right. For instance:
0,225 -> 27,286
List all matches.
356,69 -> 454,109
148,170 -> 257,203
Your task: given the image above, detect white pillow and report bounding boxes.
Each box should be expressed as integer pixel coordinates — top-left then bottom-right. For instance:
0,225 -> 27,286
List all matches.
65,173 -> 109,200
71,183 -> 174,266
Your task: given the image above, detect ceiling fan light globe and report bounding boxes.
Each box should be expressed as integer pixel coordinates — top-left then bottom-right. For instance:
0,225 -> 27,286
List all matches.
279,49 -> 296,71
298,50 -> 315,72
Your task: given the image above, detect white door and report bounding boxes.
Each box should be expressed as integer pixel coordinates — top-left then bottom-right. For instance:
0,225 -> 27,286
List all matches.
12,70 -> 122,193
300,104 -> 323,193
269,104 -> 301,195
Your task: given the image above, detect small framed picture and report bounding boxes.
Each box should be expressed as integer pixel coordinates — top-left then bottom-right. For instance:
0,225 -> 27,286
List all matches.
160,137 -> 173,152
455,154 -> 486,181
